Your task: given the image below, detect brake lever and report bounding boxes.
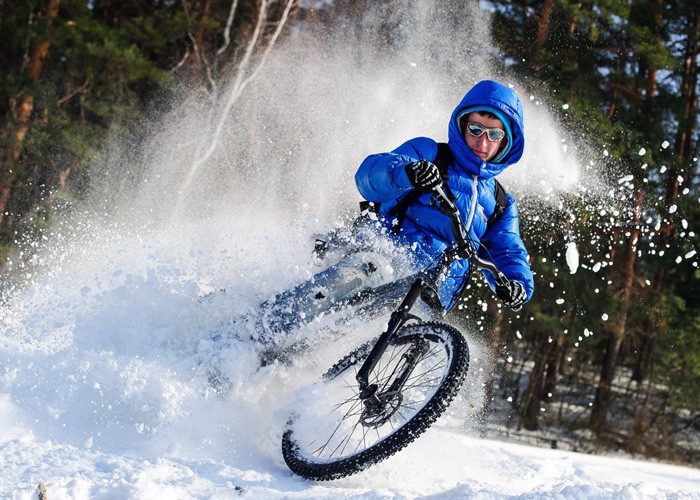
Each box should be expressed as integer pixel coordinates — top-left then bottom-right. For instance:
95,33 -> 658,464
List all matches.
430,186 -> 457,217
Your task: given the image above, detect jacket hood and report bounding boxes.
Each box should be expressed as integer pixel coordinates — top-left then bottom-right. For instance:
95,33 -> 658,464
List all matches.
448,80 -> 525,178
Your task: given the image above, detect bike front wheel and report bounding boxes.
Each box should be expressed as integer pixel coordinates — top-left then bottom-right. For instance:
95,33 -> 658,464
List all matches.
282,321 -> 469,480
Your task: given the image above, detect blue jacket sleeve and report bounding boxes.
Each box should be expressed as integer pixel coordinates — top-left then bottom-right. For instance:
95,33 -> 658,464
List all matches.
355,138 -> 438,203
479,194 -> 534,301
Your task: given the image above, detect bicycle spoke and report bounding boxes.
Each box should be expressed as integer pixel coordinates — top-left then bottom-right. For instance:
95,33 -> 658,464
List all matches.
284,324 -> 468,478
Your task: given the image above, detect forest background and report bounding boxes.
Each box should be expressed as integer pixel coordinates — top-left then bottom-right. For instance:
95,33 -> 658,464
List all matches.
0,0 -> 698,466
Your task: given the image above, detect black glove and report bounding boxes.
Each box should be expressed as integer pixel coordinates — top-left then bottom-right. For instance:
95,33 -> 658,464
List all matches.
496,280 -> 527,311
405,160 -> 442,193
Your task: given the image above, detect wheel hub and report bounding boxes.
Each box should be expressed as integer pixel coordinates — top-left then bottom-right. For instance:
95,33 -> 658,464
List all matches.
360,387 -> 403,427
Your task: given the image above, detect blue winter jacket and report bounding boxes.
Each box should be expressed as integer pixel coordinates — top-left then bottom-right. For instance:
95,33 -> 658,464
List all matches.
355,80 -> 534,310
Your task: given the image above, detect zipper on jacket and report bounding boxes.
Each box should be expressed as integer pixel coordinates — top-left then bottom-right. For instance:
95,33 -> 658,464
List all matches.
464,174 -> 479,231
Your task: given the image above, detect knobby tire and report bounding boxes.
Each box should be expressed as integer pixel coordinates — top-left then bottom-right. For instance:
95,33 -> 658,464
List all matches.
281,321 -> 469,480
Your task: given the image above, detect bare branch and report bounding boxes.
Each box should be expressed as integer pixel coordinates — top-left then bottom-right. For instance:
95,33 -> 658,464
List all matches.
170,44 -> 191,72
182,0 -> 268,192
57,77 -> 92,105
180,0 -> 297,197
217,0 -> 240,56
235,0 -> 296,99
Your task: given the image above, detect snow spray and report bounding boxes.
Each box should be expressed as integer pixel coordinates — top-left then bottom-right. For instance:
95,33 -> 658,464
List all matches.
0,1 -> 591,466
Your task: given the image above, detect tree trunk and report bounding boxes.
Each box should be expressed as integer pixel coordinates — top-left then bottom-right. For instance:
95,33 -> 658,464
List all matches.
188,0 -> 212,85
665,2 -> 698,210
589,185 -> 643,436
0,0 -> 61,230
519,333 -> 557,431
672,4 -> 699,170
480,310 -> 504,432
26,0 -> 61,80
543,334 -> 563,403
535,0 -> 554,50
627,387 -> 653,455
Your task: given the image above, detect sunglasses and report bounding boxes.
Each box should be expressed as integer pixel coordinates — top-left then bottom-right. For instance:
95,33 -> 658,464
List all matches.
465,121 -> 506,142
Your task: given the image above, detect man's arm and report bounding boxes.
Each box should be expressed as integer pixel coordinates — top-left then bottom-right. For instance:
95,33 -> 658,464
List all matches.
355,137 -> 439,202
479,194 -> 534,301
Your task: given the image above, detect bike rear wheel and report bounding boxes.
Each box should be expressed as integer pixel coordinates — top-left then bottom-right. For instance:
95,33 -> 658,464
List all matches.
282,321 -> 469,480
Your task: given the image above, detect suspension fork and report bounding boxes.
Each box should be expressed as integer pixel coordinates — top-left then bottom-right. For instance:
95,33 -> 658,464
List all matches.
355,246 -> 459,395
355,278 -> 425,392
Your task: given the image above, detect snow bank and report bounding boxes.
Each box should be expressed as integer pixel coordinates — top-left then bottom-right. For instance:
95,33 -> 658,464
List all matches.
2,2 -> 699,499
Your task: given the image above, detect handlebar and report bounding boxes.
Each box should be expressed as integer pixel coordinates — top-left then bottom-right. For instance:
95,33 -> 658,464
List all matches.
430,185 -> 511,288
430,185 -> 472,258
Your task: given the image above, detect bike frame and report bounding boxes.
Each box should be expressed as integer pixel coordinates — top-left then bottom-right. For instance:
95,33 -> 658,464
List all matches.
355,186 -> 511,393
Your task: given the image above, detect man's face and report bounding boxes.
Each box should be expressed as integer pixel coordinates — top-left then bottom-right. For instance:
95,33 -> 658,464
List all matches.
463,112 -> 505,162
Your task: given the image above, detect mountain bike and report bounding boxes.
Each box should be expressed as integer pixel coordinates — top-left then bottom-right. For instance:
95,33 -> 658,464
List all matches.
281,186 -> 515,480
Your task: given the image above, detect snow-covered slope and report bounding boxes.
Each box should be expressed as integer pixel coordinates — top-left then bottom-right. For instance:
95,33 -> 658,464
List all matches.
2,212 -> 700,500
2,3 -> 698,498
4,387 -> 700,499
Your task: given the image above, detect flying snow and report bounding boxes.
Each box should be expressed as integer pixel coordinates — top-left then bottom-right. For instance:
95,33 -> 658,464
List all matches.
566,242 -> 580,274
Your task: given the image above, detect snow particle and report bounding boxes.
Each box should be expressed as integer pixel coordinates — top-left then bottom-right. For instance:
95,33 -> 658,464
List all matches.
618,175 -> 634,184
566,242 -> 579,274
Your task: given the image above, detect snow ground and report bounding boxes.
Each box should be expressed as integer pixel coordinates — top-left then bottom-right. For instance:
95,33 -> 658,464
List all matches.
0,4 -> 697,494
1,218 -> 700,500
4,408 -> 700,499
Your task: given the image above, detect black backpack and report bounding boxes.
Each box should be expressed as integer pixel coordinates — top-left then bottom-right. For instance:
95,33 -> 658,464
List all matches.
359,142 -> 508,236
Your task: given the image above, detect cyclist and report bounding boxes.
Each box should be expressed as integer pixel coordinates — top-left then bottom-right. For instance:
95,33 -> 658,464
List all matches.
355,80 -> 534,311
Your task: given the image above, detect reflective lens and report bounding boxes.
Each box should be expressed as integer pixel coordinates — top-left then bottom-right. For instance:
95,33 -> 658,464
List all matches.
466,122 -> 505,142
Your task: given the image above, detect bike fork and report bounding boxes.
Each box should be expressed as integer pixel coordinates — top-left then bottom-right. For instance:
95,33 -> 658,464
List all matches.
355,278 -> 425,392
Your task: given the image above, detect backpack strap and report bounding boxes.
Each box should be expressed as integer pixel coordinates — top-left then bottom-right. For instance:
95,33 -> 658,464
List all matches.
433,143 -> 457,202
433,142 -> 453,173
383,142 -> 457,235
386,191 -> 420,235
358,142 -> 508,235
486,179 -> 507,231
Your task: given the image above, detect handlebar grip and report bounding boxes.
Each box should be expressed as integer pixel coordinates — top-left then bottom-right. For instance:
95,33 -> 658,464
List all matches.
473,255 -> 509,286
